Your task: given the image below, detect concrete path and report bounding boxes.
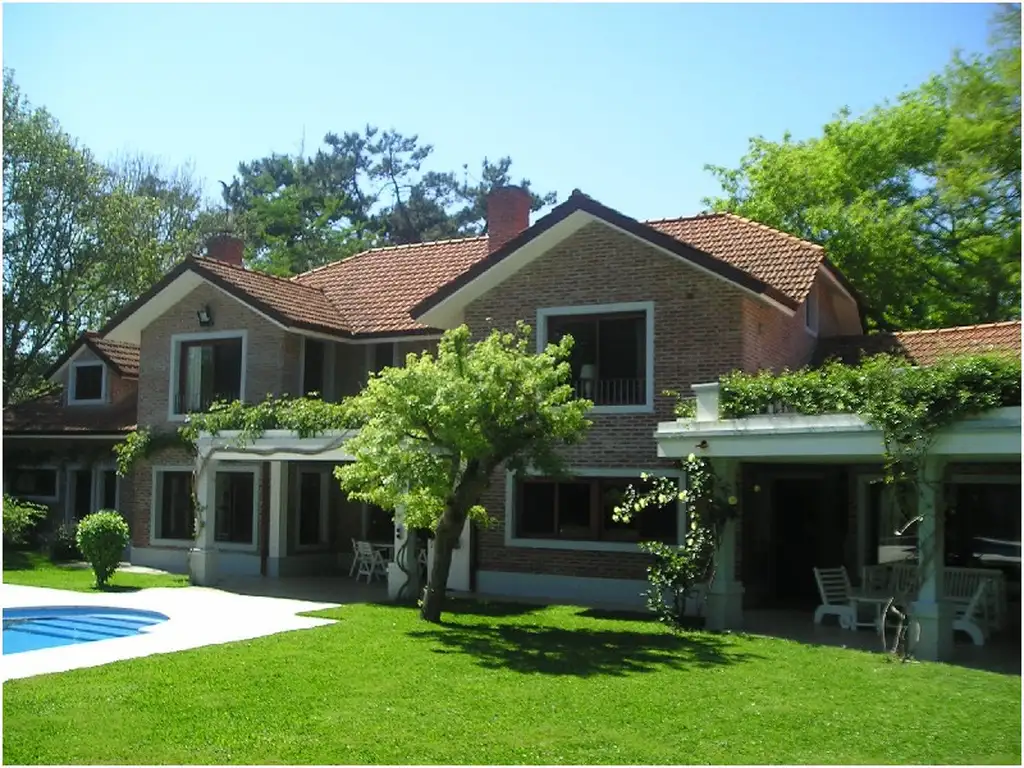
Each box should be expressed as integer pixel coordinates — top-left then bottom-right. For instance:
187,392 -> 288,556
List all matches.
1,584 -> 342,681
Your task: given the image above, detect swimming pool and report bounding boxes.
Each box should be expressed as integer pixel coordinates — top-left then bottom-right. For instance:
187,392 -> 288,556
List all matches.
2,606 -> 169,655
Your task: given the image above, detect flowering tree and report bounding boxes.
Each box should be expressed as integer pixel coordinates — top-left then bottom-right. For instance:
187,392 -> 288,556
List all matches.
614,455 -> 739,628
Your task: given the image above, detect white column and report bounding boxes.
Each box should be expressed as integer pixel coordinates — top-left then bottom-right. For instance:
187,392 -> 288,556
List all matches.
189,455 -> 219,586
267,461 -> 288,578
705,458 -> 745,631
387,507 -> 421,601
911,457 -> 953,661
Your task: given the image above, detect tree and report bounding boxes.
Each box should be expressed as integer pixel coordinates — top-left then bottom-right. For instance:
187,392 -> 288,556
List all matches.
704,6 -> 1020,330
3,68 -> 107,403
335,324 -> 591,622
2,70 -> 210,404
222,127 -> 557,276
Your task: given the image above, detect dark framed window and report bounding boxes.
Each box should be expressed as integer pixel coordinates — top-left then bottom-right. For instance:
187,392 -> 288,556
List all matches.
175,337 -> 243,414
214,471 -> 255,545
70,468 -> 93,520
303,339 -> 326,398
101,470 -> 118,510
946,481 -> 1021,584
71,363 -> 104,402
157,471 -> 194,541
516,475 -> 678,543
546,313 -> 647,406
297,471 -> 326,546
9,468 -> 59,500
373,342 -> 394,374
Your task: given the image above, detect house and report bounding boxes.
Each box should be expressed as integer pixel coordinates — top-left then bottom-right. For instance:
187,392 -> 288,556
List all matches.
4,187 -> 1019,661
3,332 -> 139,528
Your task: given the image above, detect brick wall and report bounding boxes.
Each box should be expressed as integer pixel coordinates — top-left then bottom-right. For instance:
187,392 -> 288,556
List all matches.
462,221 -> 806,581
137,282 -> 294,429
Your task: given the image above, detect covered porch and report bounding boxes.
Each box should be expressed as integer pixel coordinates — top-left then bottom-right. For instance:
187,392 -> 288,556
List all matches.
656,384 -> 1021,662
187,430 -> 472,598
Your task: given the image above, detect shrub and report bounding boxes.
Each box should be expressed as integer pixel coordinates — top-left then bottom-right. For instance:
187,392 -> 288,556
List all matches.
75,511 -> 130,587
47,521 -> 82,562
2,494 -> 49,547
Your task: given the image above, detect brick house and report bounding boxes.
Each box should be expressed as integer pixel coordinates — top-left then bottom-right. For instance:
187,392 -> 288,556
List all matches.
4,333 -> 139,528
5,187 -> 1019,654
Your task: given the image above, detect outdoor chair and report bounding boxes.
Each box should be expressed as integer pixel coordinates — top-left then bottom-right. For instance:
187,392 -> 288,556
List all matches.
354,540 -> 388,584
952,578 -> 991,646
348,538 -> 360,578
813,566 -> 856,630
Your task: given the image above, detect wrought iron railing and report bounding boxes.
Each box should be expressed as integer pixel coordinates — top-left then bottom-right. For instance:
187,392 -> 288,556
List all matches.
571,378 -> 646,406
173,389 -> 241,415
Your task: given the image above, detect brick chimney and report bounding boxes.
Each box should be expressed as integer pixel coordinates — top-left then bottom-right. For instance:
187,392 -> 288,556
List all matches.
206,233 -> 244,267
487,186 -> 532,253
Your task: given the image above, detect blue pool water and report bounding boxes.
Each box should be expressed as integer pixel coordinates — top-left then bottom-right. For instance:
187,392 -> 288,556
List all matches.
2,606 -> 169,655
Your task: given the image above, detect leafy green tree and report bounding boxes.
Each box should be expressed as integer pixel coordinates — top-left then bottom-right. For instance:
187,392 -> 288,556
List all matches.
3,68 -> 107,403
705,6 -> 1020,329
222,127 -> 557,276
335,324 -> 591,622
2,70 -> 210,403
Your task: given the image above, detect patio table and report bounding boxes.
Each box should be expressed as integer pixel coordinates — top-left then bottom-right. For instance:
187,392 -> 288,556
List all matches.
848,591 -> 890,633
370,542 -> 394,561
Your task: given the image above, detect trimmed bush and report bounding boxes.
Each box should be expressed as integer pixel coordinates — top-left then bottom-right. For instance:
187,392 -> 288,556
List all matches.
75,511 -> 130,588
2,494 -> 49,547
47,521 -> 82,562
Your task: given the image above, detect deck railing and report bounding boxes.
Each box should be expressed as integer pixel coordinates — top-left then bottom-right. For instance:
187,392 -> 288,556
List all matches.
571,378 -> 646,406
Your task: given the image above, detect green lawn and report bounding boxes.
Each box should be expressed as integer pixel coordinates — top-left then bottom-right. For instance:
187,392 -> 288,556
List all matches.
2,601 -> 1019,765
2,550 -> 188,592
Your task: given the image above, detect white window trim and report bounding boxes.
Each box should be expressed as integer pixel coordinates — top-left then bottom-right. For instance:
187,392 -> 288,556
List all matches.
64,463 -> 121,524
294,466 -> 332,551
504,466 -> 685,553
6,465 -> 60,503
212,463 -> 261,553
68,360 -> 108,405
804,290 -> 819,337
150,465 -> 196,548
300,337 -> 336,400
535,301 -> 655,415
167,330 -> 248,423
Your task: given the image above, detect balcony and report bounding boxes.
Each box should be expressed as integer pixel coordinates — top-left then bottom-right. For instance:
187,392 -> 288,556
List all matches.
173,389 -> 241,416
570,377 -> 646,407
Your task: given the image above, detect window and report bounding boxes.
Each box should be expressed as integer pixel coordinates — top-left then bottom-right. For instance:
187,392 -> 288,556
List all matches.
373,342 -> 394,374
69,362 -> 104,404
302,339 -> 326,398
214,471 -> 256,545
365,504 -> 394,543
516,475 -> 678,543
9,468 -> 58,501
947,481 -> 1021,584
539,303 -> 653,409
297,470 -> 328,546
154,471 -> 194,541
172,335 -> 244,415
804,290 -> 819,334
100,469 -> 118,510
69,469 -> 94,521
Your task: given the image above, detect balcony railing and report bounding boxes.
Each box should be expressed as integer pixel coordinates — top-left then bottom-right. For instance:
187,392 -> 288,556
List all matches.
173,389 -> 241,415
571,378 -> 646,407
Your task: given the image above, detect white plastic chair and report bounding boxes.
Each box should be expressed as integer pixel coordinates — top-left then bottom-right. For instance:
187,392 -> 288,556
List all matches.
813,566 -> 856,630
348,538 -> 360,578
354,540 -> 387,583
952,579 -> 991,646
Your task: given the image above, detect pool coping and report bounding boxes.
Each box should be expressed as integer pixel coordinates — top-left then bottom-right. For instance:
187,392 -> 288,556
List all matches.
1,584 -> 341,680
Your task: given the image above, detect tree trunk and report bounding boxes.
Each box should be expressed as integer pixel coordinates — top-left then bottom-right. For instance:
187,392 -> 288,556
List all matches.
420,507 -> 463,623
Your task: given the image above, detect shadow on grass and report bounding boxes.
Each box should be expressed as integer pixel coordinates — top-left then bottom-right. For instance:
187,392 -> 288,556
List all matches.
1,550 -> 35,570
408,621 -> 760,676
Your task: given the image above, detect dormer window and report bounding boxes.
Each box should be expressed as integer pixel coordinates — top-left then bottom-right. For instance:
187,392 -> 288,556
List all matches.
69,362 -> 105,405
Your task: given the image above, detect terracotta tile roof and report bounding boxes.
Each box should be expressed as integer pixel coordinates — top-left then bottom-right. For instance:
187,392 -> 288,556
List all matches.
646,212 -> 825,304
3,390 -> 137,435
192,257 -> 350,334
813,321 -> 1022,367
84,333 -> 140,378
293,237 -> 490,334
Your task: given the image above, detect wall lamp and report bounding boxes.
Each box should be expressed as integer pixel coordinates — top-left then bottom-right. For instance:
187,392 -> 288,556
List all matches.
197,305 -> 214,327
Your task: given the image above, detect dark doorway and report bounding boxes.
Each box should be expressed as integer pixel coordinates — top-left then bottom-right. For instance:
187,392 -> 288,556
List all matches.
771,477 -> 826,605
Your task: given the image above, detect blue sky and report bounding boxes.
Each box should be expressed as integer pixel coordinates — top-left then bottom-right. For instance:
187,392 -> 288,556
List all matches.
3,2 -> 998,220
